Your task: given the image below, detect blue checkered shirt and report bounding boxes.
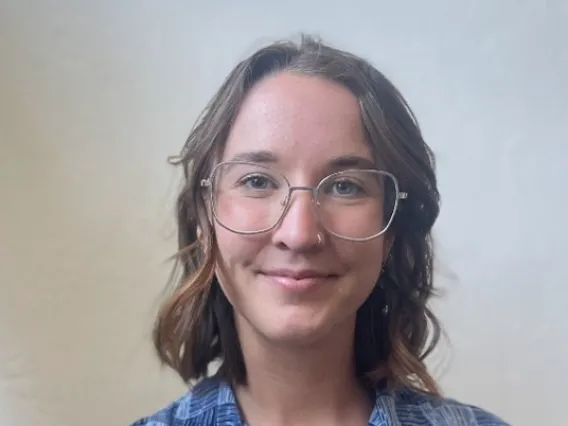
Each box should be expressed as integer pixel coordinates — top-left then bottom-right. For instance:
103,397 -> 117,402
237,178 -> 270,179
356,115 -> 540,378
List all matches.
131,377 -> 509,425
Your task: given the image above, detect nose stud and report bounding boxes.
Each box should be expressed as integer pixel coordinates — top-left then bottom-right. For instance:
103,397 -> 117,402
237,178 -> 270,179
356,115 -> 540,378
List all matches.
316,232 -> 323,246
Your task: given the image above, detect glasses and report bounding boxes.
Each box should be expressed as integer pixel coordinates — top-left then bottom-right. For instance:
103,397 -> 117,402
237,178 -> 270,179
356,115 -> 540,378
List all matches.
200,161 -> 407,242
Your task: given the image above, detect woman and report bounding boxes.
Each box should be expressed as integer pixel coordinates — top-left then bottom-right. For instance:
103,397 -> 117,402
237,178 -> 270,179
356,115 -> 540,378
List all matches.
132,36 -> 509,426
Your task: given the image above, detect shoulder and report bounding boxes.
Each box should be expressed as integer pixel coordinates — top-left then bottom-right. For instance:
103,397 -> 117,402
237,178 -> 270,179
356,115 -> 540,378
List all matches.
129,377 -> 240,426
372,387 -> 510,426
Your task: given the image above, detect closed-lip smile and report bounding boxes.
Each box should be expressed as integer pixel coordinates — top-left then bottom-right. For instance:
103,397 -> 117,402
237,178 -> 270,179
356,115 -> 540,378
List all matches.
258,268 -> 338,291
261,268 -> 336,278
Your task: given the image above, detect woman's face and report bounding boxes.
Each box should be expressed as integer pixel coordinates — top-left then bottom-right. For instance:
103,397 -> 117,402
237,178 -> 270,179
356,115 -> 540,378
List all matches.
213,72 -> 388,347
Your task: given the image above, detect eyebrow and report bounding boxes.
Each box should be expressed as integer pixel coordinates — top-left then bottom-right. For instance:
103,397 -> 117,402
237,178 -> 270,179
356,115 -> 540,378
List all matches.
229,150 -> 278,163
328,155 -> 376,170
228,151 -> 376,169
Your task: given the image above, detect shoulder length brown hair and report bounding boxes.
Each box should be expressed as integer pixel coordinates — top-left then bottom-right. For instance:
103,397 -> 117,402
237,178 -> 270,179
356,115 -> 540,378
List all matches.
153,35 -> 442,395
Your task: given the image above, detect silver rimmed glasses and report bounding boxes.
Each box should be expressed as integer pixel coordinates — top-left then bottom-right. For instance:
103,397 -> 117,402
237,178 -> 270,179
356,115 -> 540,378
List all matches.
200,161 -> 407,242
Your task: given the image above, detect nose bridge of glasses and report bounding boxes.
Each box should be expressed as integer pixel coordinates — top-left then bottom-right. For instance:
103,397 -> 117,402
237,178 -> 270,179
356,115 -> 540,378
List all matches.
287,185 -> 318,205
277,185 -> 320,230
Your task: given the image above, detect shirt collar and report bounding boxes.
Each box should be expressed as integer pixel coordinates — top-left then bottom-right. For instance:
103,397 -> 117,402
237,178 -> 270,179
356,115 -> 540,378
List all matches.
207,378 -> 392,426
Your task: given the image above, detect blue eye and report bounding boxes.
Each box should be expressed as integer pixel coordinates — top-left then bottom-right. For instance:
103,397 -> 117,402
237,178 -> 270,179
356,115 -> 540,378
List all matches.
240,174 -> 272,189
236,174 -> 281,193
328,179 -> 364,197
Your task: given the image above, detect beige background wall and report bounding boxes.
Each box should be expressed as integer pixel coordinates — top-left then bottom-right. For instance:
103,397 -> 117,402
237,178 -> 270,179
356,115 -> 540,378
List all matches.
1,1 -> 566,425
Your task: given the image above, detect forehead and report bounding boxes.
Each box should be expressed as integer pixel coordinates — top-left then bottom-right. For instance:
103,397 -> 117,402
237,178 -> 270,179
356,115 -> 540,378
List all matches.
221,72 -> 373,166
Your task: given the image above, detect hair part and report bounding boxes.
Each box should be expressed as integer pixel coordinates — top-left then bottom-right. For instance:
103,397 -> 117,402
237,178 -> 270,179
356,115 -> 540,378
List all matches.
154,34 -> 442,395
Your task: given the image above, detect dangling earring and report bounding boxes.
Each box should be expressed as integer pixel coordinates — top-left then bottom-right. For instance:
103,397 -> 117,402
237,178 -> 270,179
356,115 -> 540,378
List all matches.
381,301 -> 389,316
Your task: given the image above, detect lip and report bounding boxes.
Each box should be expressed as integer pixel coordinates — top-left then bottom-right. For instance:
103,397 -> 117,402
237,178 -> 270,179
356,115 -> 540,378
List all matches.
259,269 -> 338,291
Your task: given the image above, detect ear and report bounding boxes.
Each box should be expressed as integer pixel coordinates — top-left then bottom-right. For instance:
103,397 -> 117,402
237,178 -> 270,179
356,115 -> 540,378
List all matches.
196,220 -> 214,242
200,192 -> 214,227
196,224 -> 213,257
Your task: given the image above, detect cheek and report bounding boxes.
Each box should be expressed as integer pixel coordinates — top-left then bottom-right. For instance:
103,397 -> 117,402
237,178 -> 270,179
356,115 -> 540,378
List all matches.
214,226 -> 264,289
340,238 -> 384,284
216,227 -> 253,262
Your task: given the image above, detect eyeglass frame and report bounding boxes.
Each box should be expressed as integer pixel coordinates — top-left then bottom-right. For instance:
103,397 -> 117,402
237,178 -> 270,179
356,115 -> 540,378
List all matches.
200,160 -> 408,242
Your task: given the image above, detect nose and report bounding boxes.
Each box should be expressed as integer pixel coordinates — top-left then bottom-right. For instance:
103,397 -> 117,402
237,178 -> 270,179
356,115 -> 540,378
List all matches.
271,189 -> 322,251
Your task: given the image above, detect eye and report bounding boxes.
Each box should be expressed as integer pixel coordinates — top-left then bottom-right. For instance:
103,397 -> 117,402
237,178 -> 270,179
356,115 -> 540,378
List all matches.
238,174 -> 277,190
328,179 -> 365,197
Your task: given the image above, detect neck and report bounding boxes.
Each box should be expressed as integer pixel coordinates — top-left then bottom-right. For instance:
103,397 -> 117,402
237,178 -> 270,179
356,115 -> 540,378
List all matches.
233,315 -> 372,426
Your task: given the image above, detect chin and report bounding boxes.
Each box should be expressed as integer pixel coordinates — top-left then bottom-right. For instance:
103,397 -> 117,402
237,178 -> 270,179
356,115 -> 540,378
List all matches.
258,309 -> 339,346
263,328 -> 326,347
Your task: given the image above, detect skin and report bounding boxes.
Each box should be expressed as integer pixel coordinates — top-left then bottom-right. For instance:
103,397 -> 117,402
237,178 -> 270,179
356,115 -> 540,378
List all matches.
213,72 -> 389,426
